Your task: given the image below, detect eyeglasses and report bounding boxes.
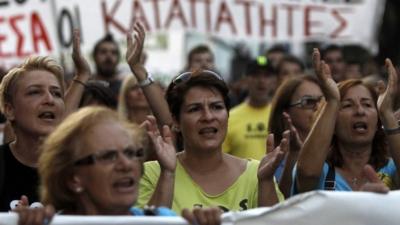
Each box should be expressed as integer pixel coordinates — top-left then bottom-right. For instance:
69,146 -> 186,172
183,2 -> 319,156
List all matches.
74,147 -> 145,166
289,96 -> 323,109
172,70 -> 223,85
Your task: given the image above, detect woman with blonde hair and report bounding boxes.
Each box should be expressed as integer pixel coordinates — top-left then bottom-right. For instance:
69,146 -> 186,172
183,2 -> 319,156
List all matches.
118,75 -> 152,124
0,30 -> 91,211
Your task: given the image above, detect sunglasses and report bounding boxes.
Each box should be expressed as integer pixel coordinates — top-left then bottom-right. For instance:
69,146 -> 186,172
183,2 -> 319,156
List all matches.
289,96 -> 323,109
74,147 -> 145,166
172,70 -> 223,85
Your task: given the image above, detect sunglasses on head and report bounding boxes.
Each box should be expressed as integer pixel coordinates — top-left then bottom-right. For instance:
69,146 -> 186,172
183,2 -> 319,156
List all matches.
289,95 -> 323,109
172,70 -> 223,85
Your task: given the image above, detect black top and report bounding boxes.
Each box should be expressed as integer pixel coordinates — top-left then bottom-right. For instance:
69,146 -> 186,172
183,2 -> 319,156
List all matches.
0,143 -> 39,211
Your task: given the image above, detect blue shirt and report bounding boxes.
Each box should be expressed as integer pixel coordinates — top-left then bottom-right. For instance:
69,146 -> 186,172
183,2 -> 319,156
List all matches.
129,207 -> 177,216
291,158 -> 397,195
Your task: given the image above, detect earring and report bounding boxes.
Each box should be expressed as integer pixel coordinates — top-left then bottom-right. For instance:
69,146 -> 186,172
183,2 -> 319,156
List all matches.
75,187 -> 83,193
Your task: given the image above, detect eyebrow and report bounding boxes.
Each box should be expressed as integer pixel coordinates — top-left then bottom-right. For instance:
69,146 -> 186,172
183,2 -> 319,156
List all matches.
341,97 -> 373,103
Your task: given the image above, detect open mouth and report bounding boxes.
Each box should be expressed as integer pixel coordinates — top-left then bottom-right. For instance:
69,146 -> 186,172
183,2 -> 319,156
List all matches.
199,127 -> 218,136
352,122 -> 367,132
113,178 -> 135,192
38,112 -> 55,120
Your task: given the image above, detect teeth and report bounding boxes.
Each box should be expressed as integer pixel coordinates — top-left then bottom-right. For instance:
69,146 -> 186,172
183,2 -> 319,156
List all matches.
199,128 -> 217,134
39,112 -> 55,119
114,178 -> 134,188
353,122 -> 367,129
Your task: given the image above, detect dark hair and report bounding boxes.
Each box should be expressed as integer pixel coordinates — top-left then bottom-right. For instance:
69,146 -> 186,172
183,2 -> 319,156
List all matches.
268,75 -> 319,145
328,79 -> 389,170
186,45 -> 213,69
246,56 -> 277,76
79,81 -> 117,109
165,70 -> 230,121
92,33 -> 120,60
277,55 -> 305,75
321,44 -> 343,59
266,45 -> 287,55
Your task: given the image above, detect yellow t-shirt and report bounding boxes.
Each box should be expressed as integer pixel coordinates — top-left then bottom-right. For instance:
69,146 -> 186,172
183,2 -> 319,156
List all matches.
223,102 -> 271,160
137,159 -> 283,214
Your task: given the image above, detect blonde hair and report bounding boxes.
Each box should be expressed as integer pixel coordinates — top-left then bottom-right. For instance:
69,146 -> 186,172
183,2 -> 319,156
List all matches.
0,56 -> 65,113
117,75 -> 139,120
39,106 -> 147,210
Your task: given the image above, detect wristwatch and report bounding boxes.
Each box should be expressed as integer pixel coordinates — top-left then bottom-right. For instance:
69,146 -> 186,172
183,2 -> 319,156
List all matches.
138,72 -> 154,87
382,120 -> 400,135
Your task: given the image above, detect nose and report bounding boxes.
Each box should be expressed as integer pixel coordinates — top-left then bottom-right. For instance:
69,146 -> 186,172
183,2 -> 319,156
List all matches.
355,104 -> 366,116
115,153 -> 134,171
43,91 -> 55,105
201,107 -> 214,121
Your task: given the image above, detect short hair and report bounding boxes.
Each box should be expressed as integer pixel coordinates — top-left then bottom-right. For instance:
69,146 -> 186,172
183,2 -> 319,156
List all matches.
187,45 -> 213,68
39,106 -> 147,210
79,81 -> 117,109
328,79 -> 388,169
268,75 -> 319,145
92,33 -> 120,60
165,70 -> 230,121
321,44 -> 343,59
265,45 -> 287,55
0,56 -> 65,113
118,75 -> 139,120
277,55 -> 305,75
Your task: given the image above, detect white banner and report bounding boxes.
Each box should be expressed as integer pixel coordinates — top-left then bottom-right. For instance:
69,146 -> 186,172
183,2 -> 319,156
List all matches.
0,0 -> 59,69
1,190 -> 399,225
0,0 -> 385,69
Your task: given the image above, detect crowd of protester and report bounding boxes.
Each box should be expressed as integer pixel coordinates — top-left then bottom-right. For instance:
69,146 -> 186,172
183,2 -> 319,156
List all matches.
0,21 -> 399,225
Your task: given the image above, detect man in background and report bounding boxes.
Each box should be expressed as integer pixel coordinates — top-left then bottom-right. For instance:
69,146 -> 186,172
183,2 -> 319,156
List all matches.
223,56 -> 277,160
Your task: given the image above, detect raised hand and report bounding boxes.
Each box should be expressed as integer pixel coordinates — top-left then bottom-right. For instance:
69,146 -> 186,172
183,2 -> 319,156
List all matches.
258,132 -> 289,181
312,48 -> 340,102
126,22 -> 146,70
72,29 -> 91,77
142,115 -> 176,173
283,112 -> 302,152
377,59 -> 398,117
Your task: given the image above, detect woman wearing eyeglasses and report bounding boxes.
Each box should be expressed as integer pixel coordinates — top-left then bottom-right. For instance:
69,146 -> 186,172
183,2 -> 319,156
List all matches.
294,49 -> 400,194
125,24 -> 285,213
15,106 -> 222,225
268,75 -> 323,197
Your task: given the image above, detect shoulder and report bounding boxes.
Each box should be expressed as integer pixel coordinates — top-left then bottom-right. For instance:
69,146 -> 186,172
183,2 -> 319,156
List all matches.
142,161 -> 161,178
229,102 -> 249,115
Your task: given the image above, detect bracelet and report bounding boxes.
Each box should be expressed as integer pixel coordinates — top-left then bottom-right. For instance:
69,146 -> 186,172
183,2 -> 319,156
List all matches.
383,121 -> 400,135
73,79 -> 87,88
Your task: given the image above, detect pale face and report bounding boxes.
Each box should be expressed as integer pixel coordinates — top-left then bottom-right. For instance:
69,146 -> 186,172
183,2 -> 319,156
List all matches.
6,70 -> 65,137
335,85 -> 378,146
189,52 -> 214,71
126,85 -> 149,109
74,120 -> 143,214
177,86 -> 228,152
287,80 -> 323,139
